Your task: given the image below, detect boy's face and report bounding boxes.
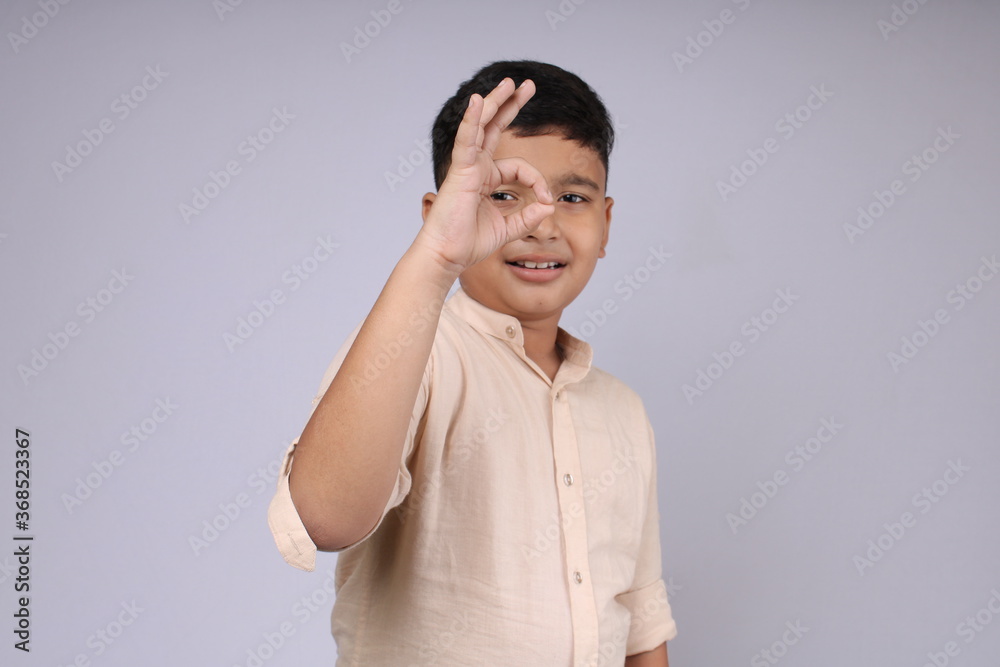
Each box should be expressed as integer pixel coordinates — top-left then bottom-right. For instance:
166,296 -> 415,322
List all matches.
426,131 -> 613,327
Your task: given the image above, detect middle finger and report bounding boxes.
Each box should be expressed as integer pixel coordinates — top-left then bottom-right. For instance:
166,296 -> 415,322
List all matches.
482,79 -> 536,155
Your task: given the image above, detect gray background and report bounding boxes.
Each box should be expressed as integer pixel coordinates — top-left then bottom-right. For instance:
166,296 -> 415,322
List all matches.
2,0 -> 998,665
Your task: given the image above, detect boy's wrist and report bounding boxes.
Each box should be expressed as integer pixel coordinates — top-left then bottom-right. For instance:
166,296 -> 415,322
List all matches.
405,233 -> 465,287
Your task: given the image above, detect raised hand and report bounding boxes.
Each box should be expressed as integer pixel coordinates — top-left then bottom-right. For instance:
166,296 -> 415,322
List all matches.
415,77 -> 556,274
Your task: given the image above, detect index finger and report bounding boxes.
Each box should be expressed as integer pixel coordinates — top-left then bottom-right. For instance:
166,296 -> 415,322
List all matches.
449,78 -> 518,172
481,79 -> 536,156
494,156 -> 553,206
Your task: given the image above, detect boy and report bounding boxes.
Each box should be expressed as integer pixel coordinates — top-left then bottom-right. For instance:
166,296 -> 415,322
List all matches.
268,60 -> 677,666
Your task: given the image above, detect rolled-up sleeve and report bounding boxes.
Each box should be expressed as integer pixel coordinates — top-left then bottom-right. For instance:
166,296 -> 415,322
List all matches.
268,433 -> 320,571
267,323 -> 431,571
616,418 -> 677,653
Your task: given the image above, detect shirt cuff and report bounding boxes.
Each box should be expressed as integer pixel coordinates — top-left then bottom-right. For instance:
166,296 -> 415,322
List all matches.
617,578 -> 678,655
267,438 -> 318,572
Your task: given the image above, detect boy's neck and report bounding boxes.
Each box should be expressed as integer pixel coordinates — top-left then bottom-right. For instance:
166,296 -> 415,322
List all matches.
520,317 -> 564,382
456,287 -> 569,382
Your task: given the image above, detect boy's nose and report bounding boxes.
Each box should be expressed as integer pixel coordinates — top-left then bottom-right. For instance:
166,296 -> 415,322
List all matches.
526,206 -> 559,241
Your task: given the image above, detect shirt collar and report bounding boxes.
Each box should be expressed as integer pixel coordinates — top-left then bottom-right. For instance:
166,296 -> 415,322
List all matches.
445,287 -> 593,385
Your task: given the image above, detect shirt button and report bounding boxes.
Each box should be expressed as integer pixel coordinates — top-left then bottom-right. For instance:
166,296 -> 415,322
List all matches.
505,325 -> 515,338
574,571 -> 583,584
563,473 -> 574,486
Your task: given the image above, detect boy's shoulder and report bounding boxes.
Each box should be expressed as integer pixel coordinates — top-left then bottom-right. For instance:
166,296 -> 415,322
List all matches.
579,362 -> 650,419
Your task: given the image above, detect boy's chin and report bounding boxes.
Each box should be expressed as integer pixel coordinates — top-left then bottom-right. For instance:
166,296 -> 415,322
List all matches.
465,281 -> 579,319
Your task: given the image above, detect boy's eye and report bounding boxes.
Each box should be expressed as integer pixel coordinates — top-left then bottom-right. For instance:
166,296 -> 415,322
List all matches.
490,192 -> 588,204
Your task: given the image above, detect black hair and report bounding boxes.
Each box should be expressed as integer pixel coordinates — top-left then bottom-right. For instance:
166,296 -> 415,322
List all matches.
430,60 -> 614,191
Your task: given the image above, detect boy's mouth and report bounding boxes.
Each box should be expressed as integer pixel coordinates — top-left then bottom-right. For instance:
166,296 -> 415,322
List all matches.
504,256 -> 568,283
505,260 -> 565,270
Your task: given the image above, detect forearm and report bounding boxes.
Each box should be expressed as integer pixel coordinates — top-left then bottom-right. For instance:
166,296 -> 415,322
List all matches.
625,642 -> 668,667
288,239 -> 457,551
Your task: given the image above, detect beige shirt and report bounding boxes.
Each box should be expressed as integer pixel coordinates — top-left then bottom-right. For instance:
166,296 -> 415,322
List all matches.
267,287 -> 677,666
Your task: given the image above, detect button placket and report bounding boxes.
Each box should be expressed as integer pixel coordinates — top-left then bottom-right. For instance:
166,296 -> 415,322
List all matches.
551,379 -> 599,661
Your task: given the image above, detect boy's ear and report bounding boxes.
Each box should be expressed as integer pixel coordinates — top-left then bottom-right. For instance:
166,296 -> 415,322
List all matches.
599,196 -> 613,258
421,192 -> 437,223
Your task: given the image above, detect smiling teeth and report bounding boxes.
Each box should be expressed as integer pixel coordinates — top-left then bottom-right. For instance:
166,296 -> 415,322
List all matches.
515,260 -> 560,269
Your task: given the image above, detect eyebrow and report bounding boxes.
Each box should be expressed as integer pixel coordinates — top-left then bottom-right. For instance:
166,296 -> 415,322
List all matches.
551,173 -> 602,192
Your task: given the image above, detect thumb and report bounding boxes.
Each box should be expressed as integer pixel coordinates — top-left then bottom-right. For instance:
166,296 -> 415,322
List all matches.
503,201 -> 556,242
